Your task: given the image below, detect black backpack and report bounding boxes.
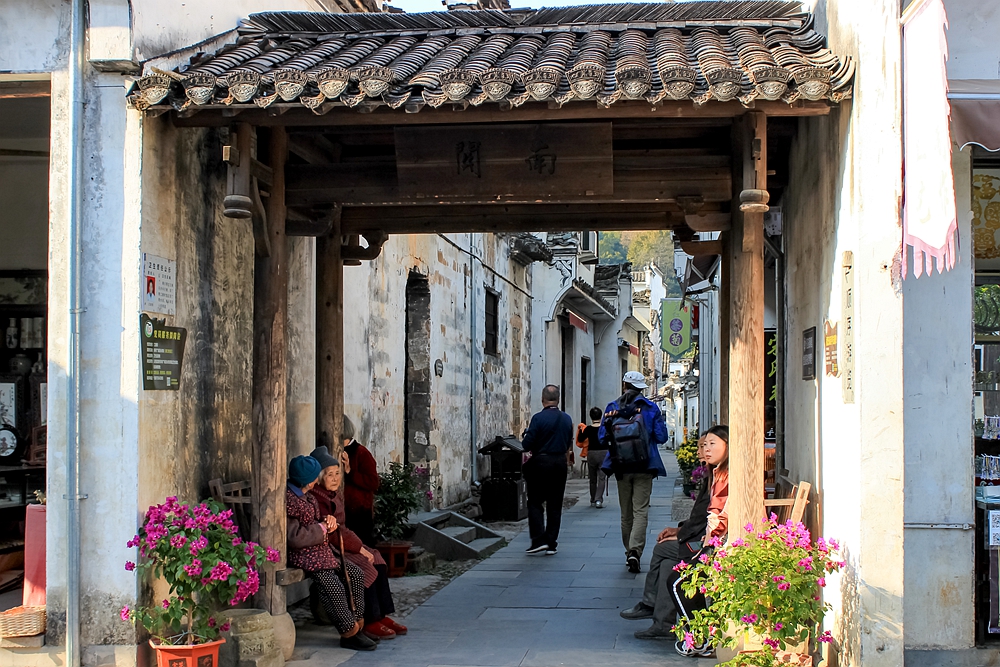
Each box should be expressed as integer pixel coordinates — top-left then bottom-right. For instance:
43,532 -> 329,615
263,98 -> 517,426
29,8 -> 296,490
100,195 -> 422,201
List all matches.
609,398 -> 650,469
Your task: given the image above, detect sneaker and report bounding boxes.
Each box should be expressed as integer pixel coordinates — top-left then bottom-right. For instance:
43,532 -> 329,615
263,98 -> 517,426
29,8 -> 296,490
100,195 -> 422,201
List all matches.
363,622 -> 396,640
591,501 -> 597,507
545,547 -> 557,556
340,633 -> 378,651
675,639 -> 714,658
634,627 -> 673,640
619,603 -> 654,620
595,500 -> 603,508
526,544 -> 548,554
627,551 -> 641,573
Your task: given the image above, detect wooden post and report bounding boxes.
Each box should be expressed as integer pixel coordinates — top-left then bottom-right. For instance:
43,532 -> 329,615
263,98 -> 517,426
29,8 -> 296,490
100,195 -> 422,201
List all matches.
727,112 -> 767,541
252,127 -> 289,615
316,206 -> 344,459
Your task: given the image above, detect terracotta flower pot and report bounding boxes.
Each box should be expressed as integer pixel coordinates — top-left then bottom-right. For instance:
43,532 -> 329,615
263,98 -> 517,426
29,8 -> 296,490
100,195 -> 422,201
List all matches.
376,540 -> 412,578
150,638 -> 225,667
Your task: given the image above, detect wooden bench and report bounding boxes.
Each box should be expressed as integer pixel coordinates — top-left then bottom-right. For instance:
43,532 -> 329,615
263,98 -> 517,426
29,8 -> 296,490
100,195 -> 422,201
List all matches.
763,476 -> 811,524
208,478 -> 309,601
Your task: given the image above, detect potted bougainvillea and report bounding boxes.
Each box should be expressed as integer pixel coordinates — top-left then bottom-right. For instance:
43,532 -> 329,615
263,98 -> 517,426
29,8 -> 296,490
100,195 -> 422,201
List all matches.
673,516 -> 844,667
120,497 -> 280,667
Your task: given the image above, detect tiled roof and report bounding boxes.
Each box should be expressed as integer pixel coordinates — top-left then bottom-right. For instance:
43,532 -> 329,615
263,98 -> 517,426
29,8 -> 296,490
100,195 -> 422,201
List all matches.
130,1 -> 854,114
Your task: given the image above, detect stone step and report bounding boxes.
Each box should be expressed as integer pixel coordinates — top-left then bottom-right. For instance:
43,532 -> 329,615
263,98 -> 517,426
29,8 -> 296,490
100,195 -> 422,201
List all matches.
407,549 -> 437,573
467,536 -> 505,558
439,525 -> 477,544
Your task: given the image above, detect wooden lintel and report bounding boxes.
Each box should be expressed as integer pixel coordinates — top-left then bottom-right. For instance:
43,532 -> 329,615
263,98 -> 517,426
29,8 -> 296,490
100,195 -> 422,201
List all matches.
286,208 -> 336,237
0,81 -> 50,99
680,240 -> 724,257
169,99 -> 832,128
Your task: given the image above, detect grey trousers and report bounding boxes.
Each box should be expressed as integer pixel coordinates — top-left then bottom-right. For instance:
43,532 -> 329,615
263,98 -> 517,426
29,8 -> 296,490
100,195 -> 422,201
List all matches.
640,539 -> 694,632
587,450 -> 608,503
618,472 -> 654,558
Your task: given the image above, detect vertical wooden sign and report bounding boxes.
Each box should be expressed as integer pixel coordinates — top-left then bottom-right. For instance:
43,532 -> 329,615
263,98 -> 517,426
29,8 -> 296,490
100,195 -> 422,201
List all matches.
842,251 -> 856,403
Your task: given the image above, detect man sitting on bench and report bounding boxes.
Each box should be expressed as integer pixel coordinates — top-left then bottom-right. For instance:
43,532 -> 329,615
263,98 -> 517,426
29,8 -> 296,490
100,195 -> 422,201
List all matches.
619,426 -> 730,640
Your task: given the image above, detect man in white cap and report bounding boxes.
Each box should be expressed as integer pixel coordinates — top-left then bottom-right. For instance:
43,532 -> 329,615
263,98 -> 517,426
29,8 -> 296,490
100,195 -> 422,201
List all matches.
599,371 -> 669,573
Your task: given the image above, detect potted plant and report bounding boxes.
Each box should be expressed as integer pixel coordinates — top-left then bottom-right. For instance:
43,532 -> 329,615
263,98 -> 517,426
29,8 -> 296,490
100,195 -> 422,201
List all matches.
120,496 -> 280,667
374,462 -> 423,577
675,437 -> 700,494
673,515 -> 844,667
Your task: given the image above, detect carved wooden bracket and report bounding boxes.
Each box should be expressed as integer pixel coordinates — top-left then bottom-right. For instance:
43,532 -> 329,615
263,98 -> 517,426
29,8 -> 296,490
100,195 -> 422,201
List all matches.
342,230 -> 389,262
224,123 -> 253,219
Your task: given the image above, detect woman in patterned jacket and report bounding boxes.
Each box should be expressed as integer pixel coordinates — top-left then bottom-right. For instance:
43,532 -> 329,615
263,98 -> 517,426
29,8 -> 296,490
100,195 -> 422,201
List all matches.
286,455 -> 375,651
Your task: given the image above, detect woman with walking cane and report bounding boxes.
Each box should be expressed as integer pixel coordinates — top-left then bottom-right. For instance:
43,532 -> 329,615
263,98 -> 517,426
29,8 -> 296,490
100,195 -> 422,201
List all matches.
310,444 -> 407,642
285,455 -> 375,651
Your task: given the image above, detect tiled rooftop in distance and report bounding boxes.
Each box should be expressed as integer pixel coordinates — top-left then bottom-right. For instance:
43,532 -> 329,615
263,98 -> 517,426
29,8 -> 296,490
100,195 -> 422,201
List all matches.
129,1 -> 854,115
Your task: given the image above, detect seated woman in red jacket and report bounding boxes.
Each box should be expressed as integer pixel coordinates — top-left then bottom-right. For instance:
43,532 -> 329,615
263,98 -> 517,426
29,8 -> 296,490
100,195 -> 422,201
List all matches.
340,417 -> 380,547
310,444 -> 407,641
286,455 -> 374,651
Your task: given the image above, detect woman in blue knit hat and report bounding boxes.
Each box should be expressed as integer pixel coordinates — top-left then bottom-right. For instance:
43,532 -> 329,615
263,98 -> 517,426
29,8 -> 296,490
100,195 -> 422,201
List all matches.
286,455 -> 376,651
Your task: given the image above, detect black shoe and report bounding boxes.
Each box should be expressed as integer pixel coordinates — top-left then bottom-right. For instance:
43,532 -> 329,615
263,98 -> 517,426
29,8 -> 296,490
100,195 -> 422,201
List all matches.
620,603 -> 654,620
526,544 -> 548,554
634,626 -> 673,640
627,551 -> 641,573
341,633 -> 378,651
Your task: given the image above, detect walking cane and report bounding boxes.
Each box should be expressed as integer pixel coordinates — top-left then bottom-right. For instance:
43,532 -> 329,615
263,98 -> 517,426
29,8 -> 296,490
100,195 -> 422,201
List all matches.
338,527 -> 356,613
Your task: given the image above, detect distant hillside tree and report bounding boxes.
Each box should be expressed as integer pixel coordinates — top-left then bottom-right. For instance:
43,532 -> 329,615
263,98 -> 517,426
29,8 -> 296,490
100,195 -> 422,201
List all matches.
598,231 -> 628,263
627,230 -> 674,273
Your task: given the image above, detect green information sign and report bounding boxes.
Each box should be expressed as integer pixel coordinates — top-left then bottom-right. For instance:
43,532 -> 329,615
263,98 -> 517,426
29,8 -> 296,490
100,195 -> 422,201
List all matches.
140,314 -> 187,390
661,298 -> 692,357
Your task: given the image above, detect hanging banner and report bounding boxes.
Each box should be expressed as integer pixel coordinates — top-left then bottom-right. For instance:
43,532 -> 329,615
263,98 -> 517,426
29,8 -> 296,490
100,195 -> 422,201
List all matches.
661,299 -> 692,357
902,0 -> 957,277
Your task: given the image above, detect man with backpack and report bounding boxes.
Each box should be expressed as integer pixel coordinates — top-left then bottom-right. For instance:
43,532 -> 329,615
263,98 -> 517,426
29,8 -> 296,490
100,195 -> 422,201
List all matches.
600,371 -> 669,573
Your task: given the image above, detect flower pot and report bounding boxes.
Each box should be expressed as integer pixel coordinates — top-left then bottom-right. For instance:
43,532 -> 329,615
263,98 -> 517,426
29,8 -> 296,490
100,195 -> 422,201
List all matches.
150,638 -> 225,667
376,540 -> 412,578
716,628 -> 810,665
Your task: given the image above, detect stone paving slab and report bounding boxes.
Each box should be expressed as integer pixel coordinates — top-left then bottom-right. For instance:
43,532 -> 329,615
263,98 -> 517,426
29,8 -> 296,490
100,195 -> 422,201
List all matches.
291,451 -> 711,667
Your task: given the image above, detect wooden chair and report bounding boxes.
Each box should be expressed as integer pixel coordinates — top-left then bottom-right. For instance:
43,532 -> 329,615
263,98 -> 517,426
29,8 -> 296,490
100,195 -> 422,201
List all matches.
763,477 -> 811,524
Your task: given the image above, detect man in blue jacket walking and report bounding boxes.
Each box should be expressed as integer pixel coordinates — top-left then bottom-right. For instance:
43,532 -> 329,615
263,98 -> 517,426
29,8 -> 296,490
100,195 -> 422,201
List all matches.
600,371 -> 669,573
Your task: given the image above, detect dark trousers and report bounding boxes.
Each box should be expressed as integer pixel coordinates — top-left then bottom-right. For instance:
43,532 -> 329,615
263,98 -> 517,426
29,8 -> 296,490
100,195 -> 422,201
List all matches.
364,563 -> 396,623
346,507 -> 377,548
641,539 -> 701,632
525,454 -> 568,549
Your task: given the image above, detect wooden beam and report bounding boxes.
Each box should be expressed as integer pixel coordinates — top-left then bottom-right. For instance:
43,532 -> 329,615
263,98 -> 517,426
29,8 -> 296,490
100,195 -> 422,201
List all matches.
286,162 -> 732,207
169,99 -> 833,128
680,240 -> 724,256
316,206 -> 345,460
0,81 -> 50,99
727,112 -> 766,542
252,127 -> 289,616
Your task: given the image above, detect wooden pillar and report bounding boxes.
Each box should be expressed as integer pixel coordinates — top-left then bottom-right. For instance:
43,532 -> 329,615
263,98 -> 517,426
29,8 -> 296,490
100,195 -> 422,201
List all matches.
316,207 -> 344,459
727,112 -> 767,541
252,127 -> 289,615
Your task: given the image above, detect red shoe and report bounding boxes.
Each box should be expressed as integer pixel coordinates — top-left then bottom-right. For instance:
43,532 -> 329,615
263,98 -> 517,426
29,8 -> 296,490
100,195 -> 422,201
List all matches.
363,622 -> 396,640
381,617 -> 408,635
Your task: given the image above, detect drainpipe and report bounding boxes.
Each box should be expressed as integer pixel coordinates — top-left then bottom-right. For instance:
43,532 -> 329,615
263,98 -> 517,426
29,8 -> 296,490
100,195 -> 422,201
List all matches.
67,0 -> 86,665
468,234 -> 478,484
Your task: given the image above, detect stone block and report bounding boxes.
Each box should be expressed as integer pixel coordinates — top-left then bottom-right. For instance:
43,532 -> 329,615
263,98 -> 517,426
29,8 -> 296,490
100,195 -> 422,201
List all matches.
218,609 -> 284,667
0,634 -> 44,649
270,612 -> 295,662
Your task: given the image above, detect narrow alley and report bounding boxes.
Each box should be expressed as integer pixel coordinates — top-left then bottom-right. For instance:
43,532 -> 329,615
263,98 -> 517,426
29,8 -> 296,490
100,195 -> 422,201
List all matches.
290,454 -> 712,667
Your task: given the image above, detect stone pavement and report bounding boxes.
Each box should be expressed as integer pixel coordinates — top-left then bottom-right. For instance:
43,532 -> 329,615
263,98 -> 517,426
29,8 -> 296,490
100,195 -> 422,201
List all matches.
289,451 -> 713,667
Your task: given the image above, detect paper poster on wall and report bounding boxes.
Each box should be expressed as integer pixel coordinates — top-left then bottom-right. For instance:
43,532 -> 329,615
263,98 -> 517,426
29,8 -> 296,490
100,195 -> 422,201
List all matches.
990,510 -> 1000,546
142,253 -> 176,316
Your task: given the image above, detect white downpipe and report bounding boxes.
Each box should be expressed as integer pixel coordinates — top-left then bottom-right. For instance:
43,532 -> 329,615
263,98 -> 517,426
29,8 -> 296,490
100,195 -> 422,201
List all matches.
67,0 -> 86,664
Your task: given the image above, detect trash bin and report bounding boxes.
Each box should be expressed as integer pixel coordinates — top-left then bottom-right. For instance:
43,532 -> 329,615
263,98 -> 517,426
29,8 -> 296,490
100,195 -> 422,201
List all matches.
479,435 -> 528,521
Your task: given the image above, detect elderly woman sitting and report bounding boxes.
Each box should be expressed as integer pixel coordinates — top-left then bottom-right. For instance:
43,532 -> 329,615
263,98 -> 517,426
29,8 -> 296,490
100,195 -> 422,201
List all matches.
310,444 -> 407,641
286,455 -> 375,651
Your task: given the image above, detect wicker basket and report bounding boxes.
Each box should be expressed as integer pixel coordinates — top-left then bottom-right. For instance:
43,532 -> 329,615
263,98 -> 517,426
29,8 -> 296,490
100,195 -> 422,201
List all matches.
0,606 -> 46,638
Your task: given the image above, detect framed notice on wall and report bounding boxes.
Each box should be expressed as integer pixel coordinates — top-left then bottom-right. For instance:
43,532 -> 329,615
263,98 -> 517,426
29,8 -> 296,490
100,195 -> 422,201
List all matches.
802,327 -> 817,381
140,314 -> 187,390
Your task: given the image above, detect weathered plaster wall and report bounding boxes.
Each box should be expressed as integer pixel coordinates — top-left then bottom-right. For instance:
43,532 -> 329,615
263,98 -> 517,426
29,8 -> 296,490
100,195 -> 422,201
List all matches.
900,145 -> 975,649
0,0 -> 67,74
342,233 -> 531,506
943,0 -> 1000,80
786,1 -> 905,664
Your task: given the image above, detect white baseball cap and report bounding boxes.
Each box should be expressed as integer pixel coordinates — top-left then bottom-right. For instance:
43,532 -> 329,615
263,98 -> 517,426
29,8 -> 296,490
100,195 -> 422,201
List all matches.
622,371 -> 648,389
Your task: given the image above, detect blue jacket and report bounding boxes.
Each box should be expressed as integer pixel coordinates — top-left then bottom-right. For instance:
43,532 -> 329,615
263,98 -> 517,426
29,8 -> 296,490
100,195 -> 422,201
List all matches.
599,393 -> 669,477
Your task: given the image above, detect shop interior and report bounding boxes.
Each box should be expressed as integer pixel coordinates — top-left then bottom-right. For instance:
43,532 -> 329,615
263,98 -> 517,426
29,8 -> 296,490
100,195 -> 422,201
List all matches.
0,89 -> 50,612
